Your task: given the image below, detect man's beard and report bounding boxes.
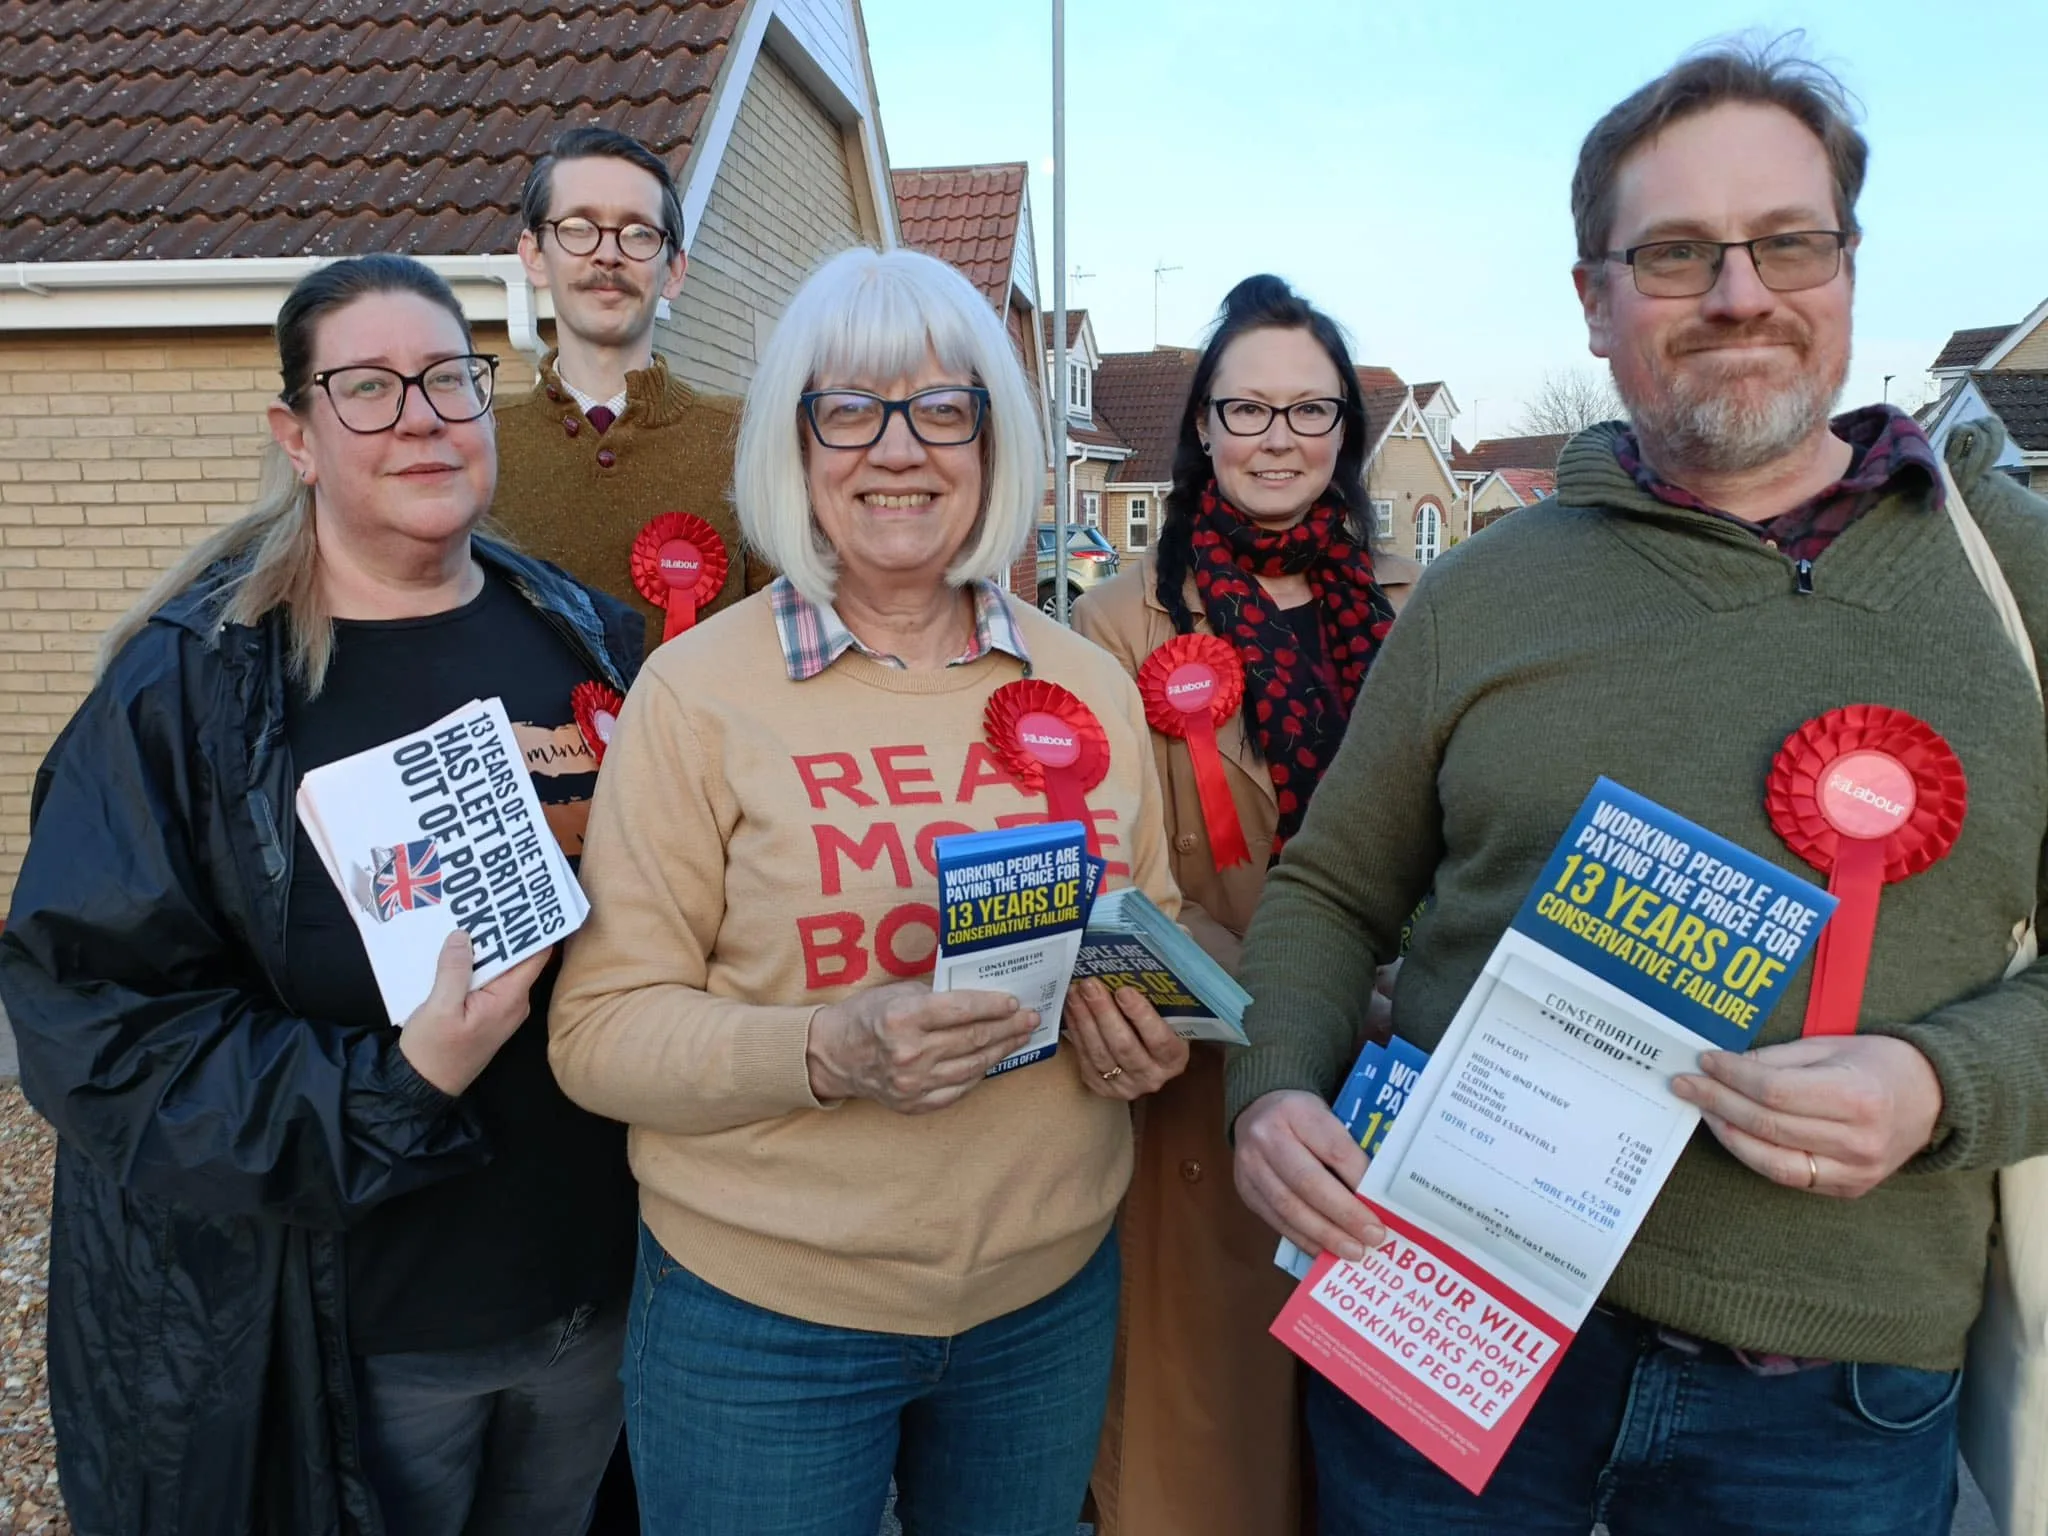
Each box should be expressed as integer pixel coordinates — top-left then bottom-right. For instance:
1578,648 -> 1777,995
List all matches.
1616,322 -> 1848,475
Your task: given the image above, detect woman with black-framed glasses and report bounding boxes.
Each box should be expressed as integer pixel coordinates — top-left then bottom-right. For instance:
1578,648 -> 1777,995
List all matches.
1068,274 -> 1404,1536
0,254 -> 645,1536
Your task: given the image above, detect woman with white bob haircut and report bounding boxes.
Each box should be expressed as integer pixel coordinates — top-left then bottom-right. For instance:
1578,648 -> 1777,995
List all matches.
551,245 -> 1192,1534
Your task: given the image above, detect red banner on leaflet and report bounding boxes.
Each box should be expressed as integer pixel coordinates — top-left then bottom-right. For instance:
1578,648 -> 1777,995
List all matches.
1270,1201 -> 1571,1496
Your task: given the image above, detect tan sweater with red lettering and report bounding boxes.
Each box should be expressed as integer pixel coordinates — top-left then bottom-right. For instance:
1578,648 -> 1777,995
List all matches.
550,589 -> 1177,1335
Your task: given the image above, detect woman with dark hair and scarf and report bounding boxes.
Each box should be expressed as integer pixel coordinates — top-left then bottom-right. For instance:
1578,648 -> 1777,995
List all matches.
1072,274 -> 1398,1536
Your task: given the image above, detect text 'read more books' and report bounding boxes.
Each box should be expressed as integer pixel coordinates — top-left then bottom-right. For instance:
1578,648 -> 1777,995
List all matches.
931,822 -> 1092,1076
1275,1035 -> 1430,1281
1270,778 -> 1835,1495
1075,887 -> 1251,1046
294,697 -> 589,1026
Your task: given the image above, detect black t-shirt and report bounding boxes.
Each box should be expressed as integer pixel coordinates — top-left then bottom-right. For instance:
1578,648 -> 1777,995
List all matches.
281,571 -> 637,1356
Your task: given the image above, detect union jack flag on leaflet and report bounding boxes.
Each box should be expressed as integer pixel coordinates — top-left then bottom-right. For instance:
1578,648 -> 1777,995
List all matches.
368,838 -> 444,923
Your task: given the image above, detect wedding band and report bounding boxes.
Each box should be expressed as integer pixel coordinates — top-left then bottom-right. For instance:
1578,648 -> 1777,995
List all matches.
1101,1066 -> 1124,1080
1806,1152 -> 1820,1189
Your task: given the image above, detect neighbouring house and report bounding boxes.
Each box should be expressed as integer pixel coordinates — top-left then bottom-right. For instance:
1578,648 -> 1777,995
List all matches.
1921,302 -> 2048,490
889,161 -> 1051,595
1089,347 -> 1455,602
1042,310 -> 1136,541
1450,432 -> 1571,531
1467,468 -> 1558,532
0,0 -> 901,905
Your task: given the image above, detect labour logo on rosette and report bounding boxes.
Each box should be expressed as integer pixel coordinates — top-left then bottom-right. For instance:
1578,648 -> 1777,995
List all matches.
984,679 -> 1110,855
1766,704 -> 1966,1036
571,681 -> 625,766
631,512 -> 729,641
1137,633 -> 1252,868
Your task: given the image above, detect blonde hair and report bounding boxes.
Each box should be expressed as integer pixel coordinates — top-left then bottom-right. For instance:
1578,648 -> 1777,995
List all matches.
97,254 -> 476,694
735,246 -> 1046,606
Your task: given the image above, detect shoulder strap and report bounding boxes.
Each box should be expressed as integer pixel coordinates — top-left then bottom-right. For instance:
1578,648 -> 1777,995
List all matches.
1941,461 -> 2041,700
1940,461 -> 2044,975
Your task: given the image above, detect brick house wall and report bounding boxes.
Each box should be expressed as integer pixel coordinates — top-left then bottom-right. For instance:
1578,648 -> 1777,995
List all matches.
662,47 -> 866,399
1368,434 -> 1466,566
1996,317 -> 2048,371
0,325 -> 535,906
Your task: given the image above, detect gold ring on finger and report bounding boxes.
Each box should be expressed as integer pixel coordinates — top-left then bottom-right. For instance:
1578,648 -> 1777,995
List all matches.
1100,1066 -> 1124,1080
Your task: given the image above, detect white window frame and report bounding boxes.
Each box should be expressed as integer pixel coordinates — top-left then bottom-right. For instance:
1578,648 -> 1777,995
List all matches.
1426,413 -> 1451,451
1126,495 -> 1150,549
1067,359 -> 1090,415
1415,500 -> 1442,564
1371,499 -> 1394,539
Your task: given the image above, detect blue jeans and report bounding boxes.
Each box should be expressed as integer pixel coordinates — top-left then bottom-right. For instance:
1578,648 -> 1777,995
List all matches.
1307,1305 -> 1961,1536
353,1302 -> 626,1536
625,1222 -> 1118,1536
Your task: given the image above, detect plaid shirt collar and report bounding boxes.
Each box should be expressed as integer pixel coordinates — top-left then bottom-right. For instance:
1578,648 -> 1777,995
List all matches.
769,576 -> 1032,682
1612,405 -> 1942,562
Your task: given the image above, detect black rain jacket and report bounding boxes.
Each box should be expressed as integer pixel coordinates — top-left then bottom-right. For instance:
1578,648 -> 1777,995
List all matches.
0,538 -> 641,1536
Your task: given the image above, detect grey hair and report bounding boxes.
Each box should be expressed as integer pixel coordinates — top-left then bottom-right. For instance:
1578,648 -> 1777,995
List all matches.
734,247 -> 1046,606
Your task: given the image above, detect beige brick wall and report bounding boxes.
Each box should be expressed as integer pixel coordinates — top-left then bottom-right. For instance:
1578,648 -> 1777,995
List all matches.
661,48 -> 868,399
1995,314 -> 2048,370
1367,435 -> 1465,565
0,323 -> 534,908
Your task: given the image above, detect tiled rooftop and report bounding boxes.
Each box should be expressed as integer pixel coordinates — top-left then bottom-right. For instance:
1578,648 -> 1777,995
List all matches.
0,0 -> 746,261
1452,432 -> 1572,473
891,163 -> 1026,310
1973,371 -> 2048,453
1932,324 -> 2015,373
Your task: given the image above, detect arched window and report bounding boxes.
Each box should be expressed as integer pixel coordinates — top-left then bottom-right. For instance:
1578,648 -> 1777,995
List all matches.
1415,500 -> 1442,563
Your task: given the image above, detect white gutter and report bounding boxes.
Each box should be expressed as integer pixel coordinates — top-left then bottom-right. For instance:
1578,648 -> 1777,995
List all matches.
0,256 -> 546,358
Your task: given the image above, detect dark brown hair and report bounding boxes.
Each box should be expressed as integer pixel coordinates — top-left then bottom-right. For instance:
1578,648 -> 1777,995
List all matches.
1571,37 -> 1867,267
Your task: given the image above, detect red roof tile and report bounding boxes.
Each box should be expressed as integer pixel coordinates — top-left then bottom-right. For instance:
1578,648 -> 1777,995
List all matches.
1932,324 -> 2015,373
1973,371 -> 2048,454
1497,468 -> 1555,503
891,163 -> 1028,311
1453,433 -> 1571,473
1,1 -> 744,261
1041,309 -> 1087,351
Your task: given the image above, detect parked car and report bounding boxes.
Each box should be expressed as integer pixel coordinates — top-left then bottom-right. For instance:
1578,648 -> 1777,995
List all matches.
1034,525 -> 1120,617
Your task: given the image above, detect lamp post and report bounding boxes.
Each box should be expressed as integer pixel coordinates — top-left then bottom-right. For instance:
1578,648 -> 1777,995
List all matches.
1051,0 -> 1071,625
1883,373 -> 1895,404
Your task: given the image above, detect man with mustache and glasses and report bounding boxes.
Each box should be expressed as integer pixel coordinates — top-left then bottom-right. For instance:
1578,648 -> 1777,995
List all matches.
494,127 -> 763,658
1226,39 -> 2048,1536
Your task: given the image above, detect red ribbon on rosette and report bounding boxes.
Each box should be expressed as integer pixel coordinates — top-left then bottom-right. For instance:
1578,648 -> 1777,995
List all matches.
1766,704 -> 1966,1036
1136,634 -> 1252,869
984,679 -> 1110,855
631,513 -> 729,642
570,681 -> 625,766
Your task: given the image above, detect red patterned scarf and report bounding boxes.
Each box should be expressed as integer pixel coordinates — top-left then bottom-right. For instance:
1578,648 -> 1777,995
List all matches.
1189,482 -> 1394,845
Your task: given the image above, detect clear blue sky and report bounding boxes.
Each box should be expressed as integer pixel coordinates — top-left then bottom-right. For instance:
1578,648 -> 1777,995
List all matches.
864,0 -> 2048,443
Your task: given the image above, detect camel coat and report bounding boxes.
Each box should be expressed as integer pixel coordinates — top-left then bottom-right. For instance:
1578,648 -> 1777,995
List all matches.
1071,554 -> 1301,1536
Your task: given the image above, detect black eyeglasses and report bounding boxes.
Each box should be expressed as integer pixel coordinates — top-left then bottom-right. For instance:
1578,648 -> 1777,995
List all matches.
800,387 -> 991,449
540,217 -> 672,262
302,355 -> 499,434
1603,231 -> 1849,298
1207,397 -> 1346,437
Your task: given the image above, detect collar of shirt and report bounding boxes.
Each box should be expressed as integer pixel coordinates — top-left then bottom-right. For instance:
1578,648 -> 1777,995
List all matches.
769,576 -> 1032,682
555,371 -> 630,424
1611,404 -> 1943,562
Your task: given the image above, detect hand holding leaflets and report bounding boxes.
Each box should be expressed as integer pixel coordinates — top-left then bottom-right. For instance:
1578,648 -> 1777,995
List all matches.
803,982 -> 1041,1114
1061,974 -> 1190,1100
399,932 -> 555,1096
294,697 -> 588,1026
1267,779 -> 1837,1495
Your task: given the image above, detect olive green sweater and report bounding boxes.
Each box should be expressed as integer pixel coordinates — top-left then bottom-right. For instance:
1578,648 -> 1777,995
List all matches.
491,351 -> 765,656
1226,418 -> 2048,1369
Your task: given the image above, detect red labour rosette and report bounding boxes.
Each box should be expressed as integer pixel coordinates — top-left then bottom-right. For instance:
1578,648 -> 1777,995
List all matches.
571,681 -> 625,766
1136,633 -> 1252,869
1766,704 -> 1967,1036
984,679 -> 1111,855
631,512 -> 729,642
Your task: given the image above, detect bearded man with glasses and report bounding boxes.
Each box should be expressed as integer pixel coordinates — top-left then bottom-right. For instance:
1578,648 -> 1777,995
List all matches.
1228,40 -> 2048,1536
494,127 -> 766,658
